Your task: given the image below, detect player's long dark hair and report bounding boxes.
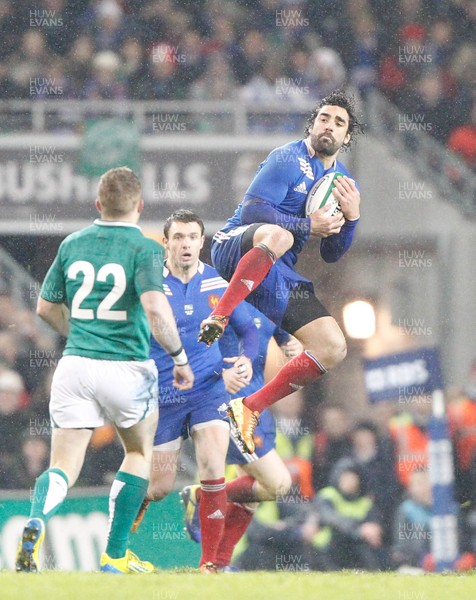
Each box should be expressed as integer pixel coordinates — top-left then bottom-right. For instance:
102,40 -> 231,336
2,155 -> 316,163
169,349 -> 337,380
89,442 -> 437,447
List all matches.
304,90 -> 365,150
164,209 -> 205,238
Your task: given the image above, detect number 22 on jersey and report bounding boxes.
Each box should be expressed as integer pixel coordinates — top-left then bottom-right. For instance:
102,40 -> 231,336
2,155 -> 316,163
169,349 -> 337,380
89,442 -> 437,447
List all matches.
68,260 -> 127,321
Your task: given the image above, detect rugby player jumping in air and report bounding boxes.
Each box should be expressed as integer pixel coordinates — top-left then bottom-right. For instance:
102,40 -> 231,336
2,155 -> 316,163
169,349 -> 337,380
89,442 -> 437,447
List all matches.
198,91 -> 363,454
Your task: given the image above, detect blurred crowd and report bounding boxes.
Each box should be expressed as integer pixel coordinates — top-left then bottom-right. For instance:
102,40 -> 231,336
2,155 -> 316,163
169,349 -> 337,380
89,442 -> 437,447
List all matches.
0,0 -> 474,167
233,374 -> 476,573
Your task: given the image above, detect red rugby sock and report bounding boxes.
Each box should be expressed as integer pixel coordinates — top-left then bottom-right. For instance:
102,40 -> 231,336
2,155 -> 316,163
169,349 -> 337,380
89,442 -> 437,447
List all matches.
198,478 -> 227,566
244,351 -> 326,413
225,475 -> 257,503
216,502 -> 255,567
211,246 -> 274,317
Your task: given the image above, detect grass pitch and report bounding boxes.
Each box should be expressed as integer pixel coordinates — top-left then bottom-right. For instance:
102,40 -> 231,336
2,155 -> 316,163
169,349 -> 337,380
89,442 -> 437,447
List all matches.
1,570 -> 475,600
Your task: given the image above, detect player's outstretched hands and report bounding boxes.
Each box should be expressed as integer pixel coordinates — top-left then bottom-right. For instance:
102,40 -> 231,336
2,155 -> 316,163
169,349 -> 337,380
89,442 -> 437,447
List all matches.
222,356 -> 253,394
309,207 -> 344,237
332,175 -> 360,221
173,363 -> 194,390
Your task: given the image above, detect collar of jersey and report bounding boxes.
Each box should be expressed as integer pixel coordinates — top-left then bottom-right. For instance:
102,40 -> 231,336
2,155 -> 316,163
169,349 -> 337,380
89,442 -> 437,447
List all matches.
163,260 -> 204,278
94,218 -> 142,230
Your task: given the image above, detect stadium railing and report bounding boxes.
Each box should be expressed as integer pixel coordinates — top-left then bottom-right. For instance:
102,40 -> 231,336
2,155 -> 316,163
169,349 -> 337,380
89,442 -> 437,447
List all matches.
367,90 -> 476,218
0,99 -> 315,135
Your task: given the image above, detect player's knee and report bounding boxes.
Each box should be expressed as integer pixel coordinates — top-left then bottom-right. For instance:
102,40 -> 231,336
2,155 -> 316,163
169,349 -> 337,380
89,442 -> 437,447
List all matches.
256,225 -> 294,257
273,471 -> 293,499
147,481 -> 172,502
260,470 -> 292,500
322,335 -> 347,369
308,331 -> 347,370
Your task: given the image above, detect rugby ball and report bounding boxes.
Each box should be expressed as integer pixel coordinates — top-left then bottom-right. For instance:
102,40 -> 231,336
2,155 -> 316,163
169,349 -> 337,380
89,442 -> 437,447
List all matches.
305,172 -> 345,217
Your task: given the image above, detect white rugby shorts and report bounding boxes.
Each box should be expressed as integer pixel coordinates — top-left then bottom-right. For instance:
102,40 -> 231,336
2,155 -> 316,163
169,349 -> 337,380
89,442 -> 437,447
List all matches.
50,355 -> 158,429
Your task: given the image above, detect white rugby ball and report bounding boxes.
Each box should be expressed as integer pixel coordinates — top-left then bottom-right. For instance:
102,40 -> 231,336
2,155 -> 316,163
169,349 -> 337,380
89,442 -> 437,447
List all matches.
305,171 -> 345,217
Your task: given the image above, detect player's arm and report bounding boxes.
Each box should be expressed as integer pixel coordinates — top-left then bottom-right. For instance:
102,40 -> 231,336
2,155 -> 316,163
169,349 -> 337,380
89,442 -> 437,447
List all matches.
221,304 -> 259,392
240,149 -> 311,236
37,245 -> 69,335
319,176 -> 360,263
242,197 -> 312,237
136,242 -> 193,390
140,290 -> 194,391
37,298 -> 69,337
229,303 -> 259,365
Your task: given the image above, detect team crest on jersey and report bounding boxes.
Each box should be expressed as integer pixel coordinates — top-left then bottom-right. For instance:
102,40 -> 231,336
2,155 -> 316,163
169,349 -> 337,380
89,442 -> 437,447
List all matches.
208,294 -> 220,309
184,304 -> 194,315
298,157 -> 314,180
254,434 -> 263,449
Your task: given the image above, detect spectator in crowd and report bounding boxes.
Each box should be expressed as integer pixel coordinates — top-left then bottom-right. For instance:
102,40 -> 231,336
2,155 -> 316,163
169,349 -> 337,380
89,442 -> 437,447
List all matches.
426,17 -> 455,68
0,62 -> 21,100
391,469 -> 432,570
231,29 -> 268,85
0,0 -> 16,61
7,432 -> 51,490
388,399 -> 431,489
304,462 -> 385,571
143,43 -> 185,100
83,0 -> 128,53
190,51 -> 237,102
349,421 -> 400,539
350,13 -> 381,98
240,58 -> 282,106
82,50 -> 127,100
119,36 -> 149,100
177,29 -> 206,89
202,15 -> 238,58
134,0 -> 177,48
0,370 -> 30,487
0,307 -> 56,397
412,70 -> 455,143
66,35 -> 95,98
448,101 -> 476,170
8,30 -> 53,98
41,0 -> 73,56
307,47 -> 346,99
448,361 -> 476,503
312,405 -> 353,492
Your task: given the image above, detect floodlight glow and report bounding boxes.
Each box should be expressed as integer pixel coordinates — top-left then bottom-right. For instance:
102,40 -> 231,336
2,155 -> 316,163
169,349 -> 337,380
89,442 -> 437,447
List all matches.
342,300 -> 376,339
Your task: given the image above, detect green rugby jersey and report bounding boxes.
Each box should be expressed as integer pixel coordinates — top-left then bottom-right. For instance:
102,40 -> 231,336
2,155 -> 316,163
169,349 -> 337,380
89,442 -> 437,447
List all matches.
40,219 -> 164,361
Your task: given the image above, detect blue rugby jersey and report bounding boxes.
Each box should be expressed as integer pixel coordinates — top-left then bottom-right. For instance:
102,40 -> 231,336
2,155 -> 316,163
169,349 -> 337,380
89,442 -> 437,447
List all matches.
219,304 -> 289,397
149,261 -> 258,404
218,139 -> 356,268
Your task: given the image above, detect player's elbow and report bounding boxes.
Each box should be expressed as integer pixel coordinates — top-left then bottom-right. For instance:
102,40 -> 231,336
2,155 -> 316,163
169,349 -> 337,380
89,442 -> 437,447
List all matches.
141,291 -> 167,326
319,246 -> 341,263
321,254 -> 338,264
36,297 -> 52,321
320,244 -> 347,263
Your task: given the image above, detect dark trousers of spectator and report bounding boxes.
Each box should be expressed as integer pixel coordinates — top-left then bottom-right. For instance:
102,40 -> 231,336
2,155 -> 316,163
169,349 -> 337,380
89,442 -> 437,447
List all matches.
318,532 -> 383,571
